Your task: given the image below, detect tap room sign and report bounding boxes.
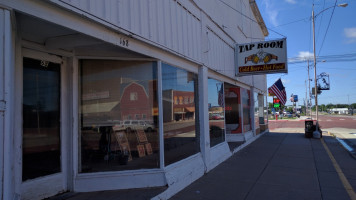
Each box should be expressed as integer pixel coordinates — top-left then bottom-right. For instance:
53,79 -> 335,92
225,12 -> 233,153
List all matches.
235,38 -> 288,76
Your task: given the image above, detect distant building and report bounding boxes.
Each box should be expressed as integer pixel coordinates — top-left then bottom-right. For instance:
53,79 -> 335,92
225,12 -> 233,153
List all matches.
330,108 -> 351,114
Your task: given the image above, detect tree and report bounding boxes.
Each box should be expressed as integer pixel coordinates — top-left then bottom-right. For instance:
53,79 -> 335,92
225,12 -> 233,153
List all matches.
326,103 -> 334,109
311,105 -> 316,111
320,104 -> 326,112
286,107 -> 293,113
301,105 -> 306,114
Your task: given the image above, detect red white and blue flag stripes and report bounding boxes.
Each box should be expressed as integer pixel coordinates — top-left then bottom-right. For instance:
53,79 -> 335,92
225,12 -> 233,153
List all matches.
268,78 -> 286,105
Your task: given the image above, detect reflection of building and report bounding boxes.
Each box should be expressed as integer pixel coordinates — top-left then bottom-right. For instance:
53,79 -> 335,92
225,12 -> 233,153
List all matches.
82,78 -> 158,126
1,1 -> 268,200
163,90 -> 195,122
119,82 -> 157,121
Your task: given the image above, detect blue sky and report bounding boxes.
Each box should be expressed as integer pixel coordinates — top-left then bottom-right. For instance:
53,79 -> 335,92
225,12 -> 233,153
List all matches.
257,0 -> 356,106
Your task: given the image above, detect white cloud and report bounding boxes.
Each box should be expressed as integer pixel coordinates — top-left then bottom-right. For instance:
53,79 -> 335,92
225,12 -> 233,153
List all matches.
344,27 -> 356,43
288,51 -> 313,63
285,0 -> 296,4
282,79 -> 291,84
273,78 -> 290,85
298,51 -> 313,60
345,27 -> 356,38
262,0 -> 279,27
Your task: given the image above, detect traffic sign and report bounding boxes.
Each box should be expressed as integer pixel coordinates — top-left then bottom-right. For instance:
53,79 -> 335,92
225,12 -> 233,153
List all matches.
273,98 -> 280,108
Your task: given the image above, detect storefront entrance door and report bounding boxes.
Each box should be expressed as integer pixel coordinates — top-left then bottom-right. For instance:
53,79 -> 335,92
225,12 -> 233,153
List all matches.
21,50 -> 66,200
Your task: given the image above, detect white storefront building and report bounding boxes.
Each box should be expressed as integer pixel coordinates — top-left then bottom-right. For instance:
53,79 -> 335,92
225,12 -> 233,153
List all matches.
0,0 -> 269,199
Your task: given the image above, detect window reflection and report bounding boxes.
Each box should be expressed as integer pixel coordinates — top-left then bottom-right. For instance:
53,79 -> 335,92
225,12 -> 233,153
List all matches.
254,92 -> 260,134
241,88 -> 251,132
208,78 -> 225,147
162,64 -> 199,166
264,95 -> 268,124
22,57 -> 61,181
224,83 -> 241,134
80,60 -> 159,173
259,94 -> 268,132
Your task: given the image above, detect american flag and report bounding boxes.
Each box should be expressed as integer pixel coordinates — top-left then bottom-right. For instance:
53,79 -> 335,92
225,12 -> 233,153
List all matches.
268,79 -> 286,105
218,84 -> 224,107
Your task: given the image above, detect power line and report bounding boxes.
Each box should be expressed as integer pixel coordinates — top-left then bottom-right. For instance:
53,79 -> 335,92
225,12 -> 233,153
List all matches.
321,67 -> 356,70
288,52 -> 356,64
320,93 -> 356,99
316,0 -> 326,46
317,0 -> 338,56
218,0 -> 286,38
271,17 -> 310,28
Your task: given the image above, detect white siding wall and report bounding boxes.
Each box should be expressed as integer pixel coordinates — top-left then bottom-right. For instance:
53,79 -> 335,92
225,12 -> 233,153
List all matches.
206,28 -> 235,78
0,8 -> 15,200
0,9 -> 4,200
54,0 -> 266,91
58,0 -> 202,62
193,0 -> 264,43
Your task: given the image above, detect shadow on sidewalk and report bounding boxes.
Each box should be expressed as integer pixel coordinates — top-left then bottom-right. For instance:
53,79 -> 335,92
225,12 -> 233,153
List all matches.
171,131 -> 355,200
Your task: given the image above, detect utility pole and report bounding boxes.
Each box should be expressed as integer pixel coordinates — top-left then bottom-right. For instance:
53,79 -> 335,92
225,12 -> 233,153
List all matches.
312,4 -> 319,133
308,60 -> 311,118
312,2 -> 348,133
348,94 -> 351,115
305,80 -> 307,115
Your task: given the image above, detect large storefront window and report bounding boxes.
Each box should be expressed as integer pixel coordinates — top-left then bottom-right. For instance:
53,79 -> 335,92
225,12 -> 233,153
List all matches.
261,94 -> 269,132
224,83 -> 241,134
79,60 -> 159,173
254,92 -> 260,134
23,57 -> 61,181
241,88 -> 251,132
162,64 -> 199,166
264,95 -> 268,124
208,78 -> 225,147
258,94 -> 265,132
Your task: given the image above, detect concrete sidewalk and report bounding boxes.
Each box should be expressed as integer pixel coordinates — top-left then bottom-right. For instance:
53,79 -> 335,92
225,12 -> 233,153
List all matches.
170,132 -> 356,200
51,131 -> 356,200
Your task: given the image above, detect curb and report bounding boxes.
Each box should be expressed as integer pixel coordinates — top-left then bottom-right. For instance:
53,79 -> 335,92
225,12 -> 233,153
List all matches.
328,131 -> 356,160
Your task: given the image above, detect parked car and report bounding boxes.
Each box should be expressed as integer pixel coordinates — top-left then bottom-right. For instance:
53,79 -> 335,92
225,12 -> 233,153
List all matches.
112,120 -> 155,132
211,113 -> 224,120
286,112 -> 293,118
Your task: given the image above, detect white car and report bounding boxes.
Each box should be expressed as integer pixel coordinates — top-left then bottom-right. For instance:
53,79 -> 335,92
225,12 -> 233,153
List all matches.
113,120 -> 155,132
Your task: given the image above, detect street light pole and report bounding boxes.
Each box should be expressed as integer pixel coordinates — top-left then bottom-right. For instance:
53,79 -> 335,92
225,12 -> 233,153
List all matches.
312,4 -> 319,131
312,3 -> 348,133
308,59 -> 311,118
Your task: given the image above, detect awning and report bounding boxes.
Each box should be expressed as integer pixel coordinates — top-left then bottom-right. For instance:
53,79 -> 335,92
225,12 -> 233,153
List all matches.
185,107 -> 195,112
82,101 -> 119,114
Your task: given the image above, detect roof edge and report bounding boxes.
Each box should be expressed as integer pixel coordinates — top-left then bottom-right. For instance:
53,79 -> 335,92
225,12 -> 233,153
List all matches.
249,0 -> 269,37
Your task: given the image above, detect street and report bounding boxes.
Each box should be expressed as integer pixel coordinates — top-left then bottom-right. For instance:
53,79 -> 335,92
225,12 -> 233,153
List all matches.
269,114 -> 356,155
270,114 -> 356,129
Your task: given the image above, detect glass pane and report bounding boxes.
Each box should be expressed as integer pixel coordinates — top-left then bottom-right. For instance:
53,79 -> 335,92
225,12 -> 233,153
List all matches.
80,60 -> 159,173
23,57 -> 61,181
225,83 -> 241,134
257,94 -> 264,124
241,88 -> 251,132
162,64 -> 199,166
208,78 -> 225,147
264,95 -> 268,124
254,92 -> 260,134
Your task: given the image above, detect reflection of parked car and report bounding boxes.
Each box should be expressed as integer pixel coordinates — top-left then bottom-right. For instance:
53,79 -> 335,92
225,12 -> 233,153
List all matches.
211,114 -> 224,120
112,120 -> 155,132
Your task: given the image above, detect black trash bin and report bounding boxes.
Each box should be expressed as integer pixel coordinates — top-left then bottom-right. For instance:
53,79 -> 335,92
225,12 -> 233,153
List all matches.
305,119 -> 314,138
